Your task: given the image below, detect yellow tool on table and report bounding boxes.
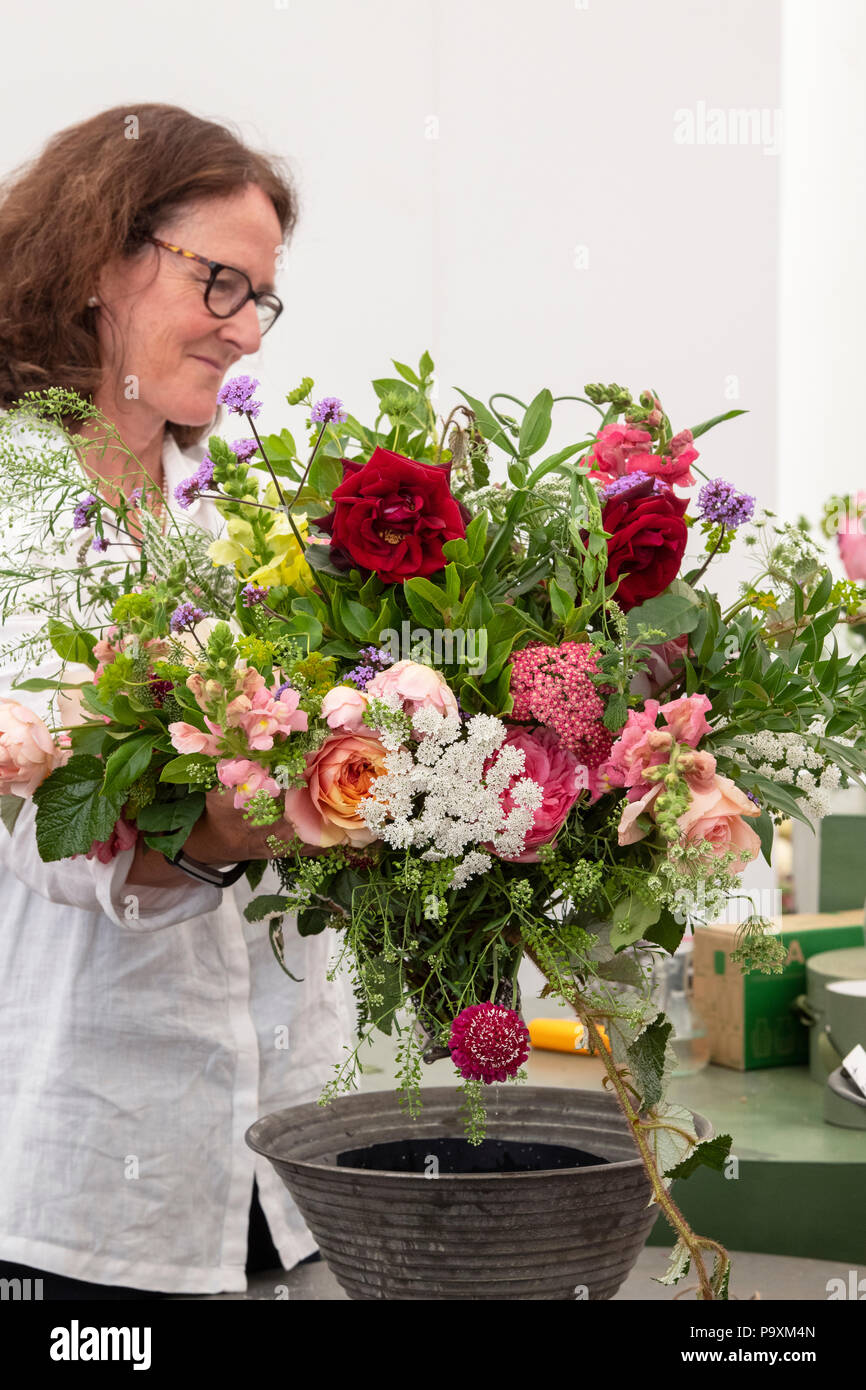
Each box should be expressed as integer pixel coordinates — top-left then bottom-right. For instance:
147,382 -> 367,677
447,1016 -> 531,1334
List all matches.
529,1018 -> 611,1055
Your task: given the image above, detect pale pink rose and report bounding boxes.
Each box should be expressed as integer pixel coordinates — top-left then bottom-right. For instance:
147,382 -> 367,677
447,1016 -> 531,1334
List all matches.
0,700 -> 64,796
234,686 -> 308,751
365,659 -> 459,721
217,757 -> 282,810
659,693 -> 712,747
85,817 -> 138,863
838,491 -> 866,580
321,686 -> 369,733
489,725 -> 584,863
677,773 -> 762,874
168,721 -> 220,757
283,733 -> 389,848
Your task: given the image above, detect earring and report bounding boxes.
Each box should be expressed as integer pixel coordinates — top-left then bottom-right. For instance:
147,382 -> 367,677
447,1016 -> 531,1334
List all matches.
87,296 -> 99,307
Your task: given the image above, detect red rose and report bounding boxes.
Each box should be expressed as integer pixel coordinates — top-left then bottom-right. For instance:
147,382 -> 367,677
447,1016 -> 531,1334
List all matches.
601,475 -> 688,611
313,447 -> 466,584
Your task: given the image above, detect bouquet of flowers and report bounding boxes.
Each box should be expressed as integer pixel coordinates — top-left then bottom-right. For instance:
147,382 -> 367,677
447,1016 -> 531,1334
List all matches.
3,354 -> 866,1300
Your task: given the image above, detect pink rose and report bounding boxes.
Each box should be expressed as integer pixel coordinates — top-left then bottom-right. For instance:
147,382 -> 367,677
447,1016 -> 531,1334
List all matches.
217,757 -> 281,810
283,732 -> 389,848
168,721 -> 220,757
0,699 -> 65,796
365,659 -> 460,721
586,423 -> 654,486
677,773 -> 762,874
321,686 -> 369,733
838,491 -> 866,581
85,816 -> 138,863
490,725 -> 583,863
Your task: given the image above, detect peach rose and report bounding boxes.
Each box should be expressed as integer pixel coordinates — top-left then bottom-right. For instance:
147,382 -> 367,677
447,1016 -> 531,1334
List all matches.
365,659 -> 459,720
677,773 -> 762,874
283,732 -> 388,847
0,699 -> 64,796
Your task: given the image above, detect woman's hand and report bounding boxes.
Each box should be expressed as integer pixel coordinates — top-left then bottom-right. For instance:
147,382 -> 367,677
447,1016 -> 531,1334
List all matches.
181,787 -> 286,865
124,789 -> 288,889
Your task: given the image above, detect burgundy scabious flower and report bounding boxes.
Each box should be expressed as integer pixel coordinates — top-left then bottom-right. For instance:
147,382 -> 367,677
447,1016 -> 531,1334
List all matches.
448,1002 -> 531,1084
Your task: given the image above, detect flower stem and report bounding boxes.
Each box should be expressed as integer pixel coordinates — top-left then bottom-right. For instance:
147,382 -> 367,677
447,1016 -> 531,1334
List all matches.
246,414 -> 307,554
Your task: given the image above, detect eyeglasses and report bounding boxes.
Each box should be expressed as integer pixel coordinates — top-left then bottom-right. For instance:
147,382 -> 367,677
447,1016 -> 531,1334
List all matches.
145,236 -> 284,335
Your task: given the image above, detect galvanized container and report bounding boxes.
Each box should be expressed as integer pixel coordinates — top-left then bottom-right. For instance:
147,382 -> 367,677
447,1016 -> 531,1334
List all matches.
246,1085 -> 711,1300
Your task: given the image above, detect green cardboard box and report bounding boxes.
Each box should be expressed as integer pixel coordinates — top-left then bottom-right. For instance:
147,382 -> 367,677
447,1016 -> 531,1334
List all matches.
693,912 -> 865,1070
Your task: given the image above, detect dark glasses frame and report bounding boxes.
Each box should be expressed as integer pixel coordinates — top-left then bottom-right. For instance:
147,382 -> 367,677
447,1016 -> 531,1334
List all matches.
145,236 -> 284,334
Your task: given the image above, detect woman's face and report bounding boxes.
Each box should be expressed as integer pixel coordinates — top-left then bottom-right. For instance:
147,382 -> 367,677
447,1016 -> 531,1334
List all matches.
93,183 -> 283,427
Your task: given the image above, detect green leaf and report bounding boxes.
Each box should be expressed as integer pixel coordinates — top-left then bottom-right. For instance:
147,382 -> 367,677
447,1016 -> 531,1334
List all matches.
643,909 -> 686,955
548,577 -> 574,623
404,576 -> 449,615
391,358 -> 421,386
664,1132 -> 733,1180
244,893 -> 291,923
688,408 -> 748,441
453,387 -> 519,457
10,678 -> 83,693
518,388 -> 554,458
626,1013 -> 671,1108
32,755 -> 127,861
753,808 -> 775,866
602,692 -> 628,733
653,1236 -> 691,1287
47,619 -> 97,667
464,512 -> 488,564
0,793 -> 24,835
138,792 -> 205,857
245,859 -> 267,892
102,733 -> 159,798
627,590 -> 702,643
159,753 -> 213,784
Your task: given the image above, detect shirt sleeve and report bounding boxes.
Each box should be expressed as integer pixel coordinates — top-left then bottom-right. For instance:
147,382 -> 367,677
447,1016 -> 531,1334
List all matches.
0,795 -> 223,930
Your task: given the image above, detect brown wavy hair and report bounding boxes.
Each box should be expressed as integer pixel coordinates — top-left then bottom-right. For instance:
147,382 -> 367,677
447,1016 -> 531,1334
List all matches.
0,103 -> 299,449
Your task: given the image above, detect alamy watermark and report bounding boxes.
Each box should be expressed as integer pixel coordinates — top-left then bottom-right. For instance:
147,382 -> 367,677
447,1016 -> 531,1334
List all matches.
674,102 -> 782,157
378,621 -> 487,675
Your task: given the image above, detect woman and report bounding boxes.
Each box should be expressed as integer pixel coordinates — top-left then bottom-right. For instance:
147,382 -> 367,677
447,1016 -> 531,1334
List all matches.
0,104 -> 354,1297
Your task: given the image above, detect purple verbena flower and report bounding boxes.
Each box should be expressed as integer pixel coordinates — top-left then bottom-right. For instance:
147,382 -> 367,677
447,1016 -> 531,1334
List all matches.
345,645 -> 395,689
91,536 -> 109,552
601,470 -> 653,503
230,437 -> 259,462
128,487 -> 143,507
698,478 -> 756,529
169,602 -> 207,633
173,455 -> 216,510
217,375 -> 262,419
310,396 -> 347,425
73,493 -> 99,530
241,583 -> 270,607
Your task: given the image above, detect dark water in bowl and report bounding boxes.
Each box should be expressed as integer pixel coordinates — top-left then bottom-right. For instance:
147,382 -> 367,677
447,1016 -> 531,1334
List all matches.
336,1137 -> 610,1174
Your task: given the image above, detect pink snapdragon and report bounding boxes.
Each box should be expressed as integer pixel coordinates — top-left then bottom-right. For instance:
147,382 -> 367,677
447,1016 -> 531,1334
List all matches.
168,721 -> 221,757
585,423 -> 654,486
217,758 -> 282,809
228,684 -> 308,751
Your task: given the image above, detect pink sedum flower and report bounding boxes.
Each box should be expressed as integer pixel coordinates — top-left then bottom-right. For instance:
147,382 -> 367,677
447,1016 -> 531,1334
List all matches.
217,757 -> 281,809
364,659 -> 459,721
283,732 -> 389,848
320,686 -> 369,734
0,699 -> 65,796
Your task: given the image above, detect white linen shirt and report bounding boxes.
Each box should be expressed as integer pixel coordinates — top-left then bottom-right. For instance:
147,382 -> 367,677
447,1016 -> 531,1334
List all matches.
0,419 -> 356,1293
